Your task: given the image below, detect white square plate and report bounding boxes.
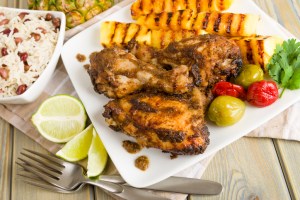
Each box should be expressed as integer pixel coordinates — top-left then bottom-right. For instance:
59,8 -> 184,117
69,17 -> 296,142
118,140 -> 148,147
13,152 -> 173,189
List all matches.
61,0 -> 299,187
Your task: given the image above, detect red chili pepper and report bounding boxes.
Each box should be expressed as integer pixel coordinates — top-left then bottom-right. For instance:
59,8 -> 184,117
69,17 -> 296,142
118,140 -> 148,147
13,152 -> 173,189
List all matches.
212,81 -> 246,100
247,80 -> 279,107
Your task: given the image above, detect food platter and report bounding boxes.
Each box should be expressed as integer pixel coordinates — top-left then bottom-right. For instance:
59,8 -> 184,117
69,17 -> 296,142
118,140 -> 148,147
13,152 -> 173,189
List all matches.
61,0 -> 300,187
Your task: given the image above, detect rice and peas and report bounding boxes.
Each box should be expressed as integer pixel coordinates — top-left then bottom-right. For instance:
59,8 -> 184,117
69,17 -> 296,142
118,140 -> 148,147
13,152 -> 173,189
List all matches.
0,8 -> 60,97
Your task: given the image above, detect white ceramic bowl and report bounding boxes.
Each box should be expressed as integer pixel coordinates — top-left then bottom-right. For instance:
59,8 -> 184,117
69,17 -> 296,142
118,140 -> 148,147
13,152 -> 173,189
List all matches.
0,7 -> 65,104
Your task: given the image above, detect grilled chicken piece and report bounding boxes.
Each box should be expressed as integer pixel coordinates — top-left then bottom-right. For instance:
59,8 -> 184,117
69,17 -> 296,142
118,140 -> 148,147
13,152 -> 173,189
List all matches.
136,10 -> 259,36
158,34 -> 242,88
88,47 -> 192,98
131,0 -> 234,19
103,88 -> 210,155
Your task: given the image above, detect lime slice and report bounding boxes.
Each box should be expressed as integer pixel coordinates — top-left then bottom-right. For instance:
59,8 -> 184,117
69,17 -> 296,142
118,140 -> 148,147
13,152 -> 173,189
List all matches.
87,128 -> 108,177
31,95 -> 87,143
56,124 -> 93,162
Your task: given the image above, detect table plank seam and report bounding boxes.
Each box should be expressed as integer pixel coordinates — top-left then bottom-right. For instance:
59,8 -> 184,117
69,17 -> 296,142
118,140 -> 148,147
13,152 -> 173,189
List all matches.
273,139 -> 295,200
291,0 -> 300,20
9,125 -> 14,200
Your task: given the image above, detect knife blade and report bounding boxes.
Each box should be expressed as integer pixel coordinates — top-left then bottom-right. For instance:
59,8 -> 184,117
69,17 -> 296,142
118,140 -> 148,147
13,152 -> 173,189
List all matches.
100,175 -> 222,195
140,176 -> 223,195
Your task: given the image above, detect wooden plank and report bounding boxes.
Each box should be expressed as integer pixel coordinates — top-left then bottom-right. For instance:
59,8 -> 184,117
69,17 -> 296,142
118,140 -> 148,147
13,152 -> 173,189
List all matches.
0,118 -> 13,200
274,140 -> 300,200
95,189 -> 116,200
10,128 -> 94,200
253,0 -> 300,37
190,137 -> 290,200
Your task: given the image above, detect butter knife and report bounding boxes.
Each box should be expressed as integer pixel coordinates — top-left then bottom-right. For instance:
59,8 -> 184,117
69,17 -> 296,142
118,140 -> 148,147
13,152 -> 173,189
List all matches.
100,175 -> 222,195
141,177 -> 223,195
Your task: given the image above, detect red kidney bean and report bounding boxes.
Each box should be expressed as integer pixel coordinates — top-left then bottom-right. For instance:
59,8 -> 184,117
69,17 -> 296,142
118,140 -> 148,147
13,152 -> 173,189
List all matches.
0,68 -> 9,80
24,63 -> 30,72
45,13 -> 53,21
18,12 -> 29,20
2,28 -> 11,36
37,27 -> 47,34
0,89 -> 4,93
0,19 -> 9,25
0,12 -> 4,17
14,37 -> 23,45
1,48 -> 8,56
13,28 -> 19,34
18,52 -> 28,61
16,84 -> 27,95
52,17 -> 61,28
31,33 -> 41,41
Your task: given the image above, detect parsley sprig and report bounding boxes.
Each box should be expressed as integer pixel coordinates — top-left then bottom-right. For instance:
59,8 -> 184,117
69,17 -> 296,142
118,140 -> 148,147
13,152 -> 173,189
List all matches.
267,39 -> 300,97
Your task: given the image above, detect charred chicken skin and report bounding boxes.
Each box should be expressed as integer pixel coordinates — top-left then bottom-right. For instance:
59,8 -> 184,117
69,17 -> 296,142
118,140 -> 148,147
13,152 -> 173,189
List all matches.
88,47 -> 192,98
103,88 -> 209,155
129,34 -> 242,90
88,34 -> 242,155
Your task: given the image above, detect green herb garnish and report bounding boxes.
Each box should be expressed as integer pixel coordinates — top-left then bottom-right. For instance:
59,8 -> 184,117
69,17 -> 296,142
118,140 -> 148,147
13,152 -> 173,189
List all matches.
267,39 -> 300,97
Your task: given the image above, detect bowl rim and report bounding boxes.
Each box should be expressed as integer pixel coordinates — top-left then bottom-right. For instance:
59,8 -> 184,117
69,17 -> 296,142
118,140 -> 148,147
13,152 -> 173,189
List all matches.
0,7 -> 66,102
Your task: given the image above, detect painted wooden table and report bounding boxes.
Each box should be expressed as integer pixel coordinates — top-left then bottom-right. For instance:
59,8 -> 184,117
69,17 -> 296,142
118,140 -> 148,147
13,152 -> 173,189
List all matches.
1,0 -> 300,199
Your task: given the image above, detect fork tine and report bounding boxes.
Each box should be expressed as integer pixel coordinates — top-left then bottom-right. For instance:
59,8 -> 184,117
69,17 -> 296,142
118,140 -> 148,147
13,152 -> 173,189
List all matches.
17,157 -> 61,178
23,148 -> 65,166
17,172 -> 84,194
17,170 -> 41,181
20,178 -> 73,194
16,161 -> 62,188
20,151 -> 63,172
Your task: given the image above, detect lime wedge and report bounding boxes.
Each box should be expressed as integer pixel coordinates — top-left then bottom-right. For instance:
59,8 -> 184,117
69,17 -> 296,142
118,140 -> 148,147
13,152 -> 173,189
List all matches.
31,95 -> 87,143
87,128 -> 108,177
56,124 -> 93,162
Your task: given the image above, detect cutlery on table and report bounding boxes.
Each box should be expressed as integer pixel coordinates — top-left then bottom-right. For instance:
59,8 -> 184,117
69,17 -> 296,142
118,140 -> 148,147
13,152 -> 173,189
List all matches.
16,149 -> 222,197
17,149 -> 168,200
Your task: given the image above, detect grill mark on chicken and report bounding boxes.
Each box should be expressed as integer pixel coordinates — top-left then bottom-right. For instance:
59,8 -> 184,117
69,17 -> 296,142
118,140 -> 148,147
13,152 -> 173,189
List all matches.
156,129 -> 185,143
130,99 -> 156,112
191,63 -> 201,86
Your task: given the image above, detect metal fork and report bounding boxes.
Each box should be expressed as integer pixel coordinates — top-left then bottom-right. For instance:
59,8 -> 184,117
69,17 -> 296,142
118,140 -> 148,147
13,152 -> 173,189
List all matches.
17,149 -> 169,200
17,170 -> 143,200
17,170 -> 163,200
18,170 -> 85,193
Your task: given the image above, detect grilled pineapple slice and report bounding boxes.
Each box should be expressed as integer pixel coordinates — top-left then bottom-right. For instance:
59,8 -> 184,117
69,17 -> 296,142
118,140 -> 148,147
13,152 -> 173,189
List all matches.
100,21 -> 282,69
231,36 -> 283,71
100,21 -> 151,48
131,0 -> 234,19
100,21 -> 204,48
136,10 -> 259,36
